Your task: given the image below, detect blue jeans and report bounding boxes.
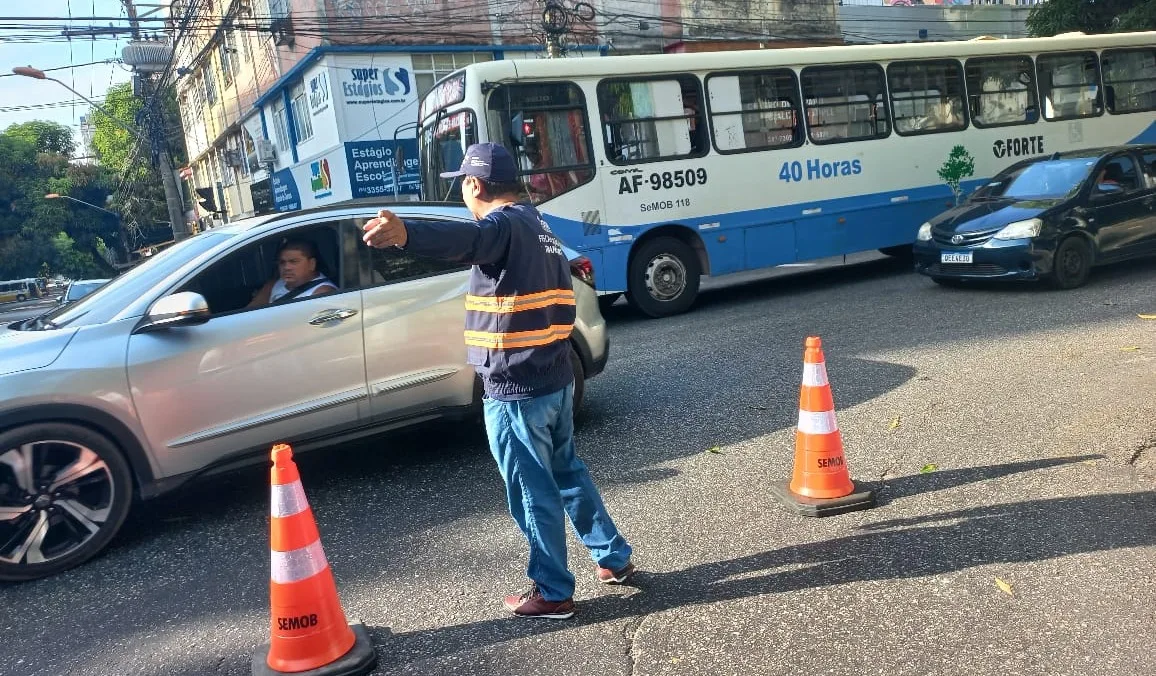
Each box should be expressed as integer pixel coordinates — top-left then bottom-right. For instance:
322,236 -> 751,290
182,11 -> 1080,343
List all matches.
483,383 -> 632,602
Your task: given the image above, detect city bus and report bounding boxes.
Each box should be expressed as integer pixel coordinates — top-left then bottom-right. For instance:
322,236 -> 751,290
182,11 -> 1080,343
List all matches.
417,31 -> 1156,316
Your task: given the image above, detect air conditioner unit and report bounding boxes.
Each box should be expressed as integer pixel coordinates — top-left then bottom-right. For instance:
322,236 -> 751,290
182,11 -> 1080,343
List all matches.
255,138 -> 277,164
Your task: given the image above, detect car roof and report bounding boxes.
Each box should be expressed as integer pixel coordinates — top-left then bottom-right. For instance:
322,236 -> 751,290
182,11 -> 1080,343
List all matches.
1031,144 -> 1156,162
210,200 -> 585,260
216,200 -> 475,234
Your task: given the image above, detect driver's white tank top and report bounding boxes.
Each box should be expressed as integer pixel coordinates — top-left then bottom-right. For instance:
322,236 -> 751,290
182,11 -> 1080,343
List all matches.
269,275 -> 332,303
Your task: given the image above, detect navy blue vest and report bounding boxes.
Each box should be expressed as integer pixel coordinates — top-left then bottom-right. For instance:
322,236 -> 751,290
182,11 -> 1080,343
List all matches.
403,203 -> 576,400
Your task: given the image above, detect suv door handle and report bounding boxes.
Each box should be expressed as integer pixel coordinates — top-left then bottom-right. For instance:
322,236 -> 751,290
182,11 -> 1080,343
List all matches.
309,308 -> 358,325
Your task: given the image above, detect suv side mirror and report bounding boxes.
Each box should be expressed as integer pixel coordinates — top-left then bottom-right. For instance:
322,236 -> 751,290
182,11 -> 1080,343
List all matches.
138,292 -> 210,332
1094,182 -> 1124,197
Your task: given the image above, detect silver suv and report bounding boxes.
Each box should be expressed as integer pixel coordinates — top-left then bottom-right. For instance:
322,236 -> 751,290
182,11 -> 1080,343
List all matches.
0,203 -> 608,581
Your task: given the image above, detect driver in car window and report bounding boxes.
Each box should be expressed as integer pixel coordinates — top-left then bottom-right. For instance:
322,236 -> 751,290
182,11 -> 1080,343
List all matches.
246,238 -> 337,308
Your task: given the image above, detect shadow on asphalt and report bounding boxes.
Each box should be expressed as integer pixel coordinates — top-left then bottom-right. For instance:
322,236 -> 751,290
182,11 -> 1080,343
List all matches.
872,455 -> 1106,505
372,476 -> 1151,669
110,352 -> 917,554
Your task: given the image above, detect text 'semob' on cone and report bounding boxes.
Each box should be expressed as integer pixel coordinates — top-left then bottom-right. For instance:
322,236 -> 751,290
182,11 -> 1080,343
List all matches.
771,337 -> 875,517
251,444 -> 376,676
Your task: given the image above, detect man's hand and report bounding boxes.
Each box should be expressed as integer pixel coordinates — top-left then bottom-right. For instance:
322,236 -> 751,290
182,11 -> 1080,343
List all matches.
362,209 -> 408,249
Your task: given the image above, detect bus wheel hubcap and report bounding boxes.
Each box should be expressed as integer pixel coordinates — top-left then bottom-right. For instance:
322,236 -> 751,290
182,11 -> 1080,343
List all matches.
646,254 -> 686,301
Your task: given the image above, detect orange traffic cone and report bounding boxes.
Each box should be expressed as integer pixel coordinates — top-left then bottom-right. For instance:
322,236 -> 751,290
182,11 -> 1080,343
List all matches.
251,444 -> 376,676
771,337 -> 875,517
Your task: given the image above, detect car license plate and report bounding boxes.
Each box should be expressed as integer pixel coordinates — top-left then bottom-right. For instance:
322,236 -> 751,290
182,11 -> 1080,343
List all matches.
941,252 -> 973,264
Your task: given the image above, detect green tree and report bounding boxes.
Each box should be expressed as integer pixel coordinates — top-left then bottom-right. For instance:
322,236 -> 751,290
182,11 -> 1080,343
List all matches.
2,120 -> 75,155
1027,0 -> 1156,36
0,125 -> 117,279
51,232 -> 102,278
89,82 -> 188,245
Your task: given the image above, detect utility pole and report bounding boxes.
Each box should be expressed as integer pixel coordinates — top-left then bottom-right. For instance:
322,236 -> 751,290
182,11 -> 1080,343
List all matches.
541,1 -> 568,58
120,0 -> 191,241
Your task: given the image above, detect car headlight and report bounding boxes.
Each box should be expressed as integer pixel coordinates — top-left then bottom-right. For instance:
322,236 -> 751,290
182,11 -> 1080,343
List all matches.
993,218 -> 1043,240
916,222 -> 932,242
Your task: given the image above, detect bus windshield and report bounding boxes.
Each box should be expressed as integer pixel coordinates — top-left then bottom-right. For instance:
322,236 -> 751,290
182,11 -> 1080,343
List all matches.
419,109 -> 476,201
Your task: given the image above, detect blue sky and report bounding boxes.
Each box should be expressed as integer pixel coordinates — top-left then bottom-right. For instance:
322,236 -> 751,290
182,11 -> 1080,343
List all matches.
0,1 -> 133,142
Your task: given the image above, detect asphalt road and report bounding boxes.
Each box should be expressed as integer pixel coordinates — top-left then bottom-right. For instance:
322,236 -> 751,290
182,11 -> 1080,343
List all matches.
2,257 -> 1155,676
0,297 -> 59,326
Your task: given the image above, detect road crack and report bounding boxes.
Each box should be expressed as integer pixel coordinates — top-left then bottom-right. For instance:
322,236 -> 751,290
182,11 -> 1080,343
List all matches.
1127,437 -> 1156,467
624,612 -> 650,676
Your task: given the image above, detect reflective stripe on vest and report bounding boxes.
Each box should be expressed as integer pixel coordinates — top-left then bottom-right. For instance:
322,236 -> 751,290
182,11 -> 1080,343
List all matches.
464,324 -> 574,349
464,289 -> 576,314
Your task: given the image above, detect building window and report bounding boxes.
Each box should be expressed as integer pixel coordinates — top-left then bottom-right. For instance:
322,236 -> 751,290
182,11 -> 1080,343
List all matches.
218,150 -> 235,187
965,56 -> 1039,128
706,69 -> 802,152
1037,52 -> 1102,120
888,60 -> 967,135
271,102 -> 290,153
290,81 -> 313,143
598,76 -> 707,164
203,66 -> 217,105
486,82 -> 595,204
238,21 -> 251,63
218,40 -> 234,88
1102,48 -> 1156,114
240,129 -> 255,178
412,52 -> 493,99
801,65 -> 891,144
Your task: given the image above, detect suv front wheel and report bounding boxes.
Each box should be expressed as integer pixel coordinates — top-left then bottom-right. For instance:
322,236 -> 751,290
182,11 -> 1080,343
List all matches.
0,423 -> 134,581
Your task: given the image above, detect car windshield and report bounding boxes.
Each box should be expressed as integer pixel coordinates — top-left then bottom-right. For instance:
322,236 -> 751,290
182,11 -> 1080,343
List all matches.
65,281 -> 107,301
28,233 -> 232,330
976,158 -> 1096,201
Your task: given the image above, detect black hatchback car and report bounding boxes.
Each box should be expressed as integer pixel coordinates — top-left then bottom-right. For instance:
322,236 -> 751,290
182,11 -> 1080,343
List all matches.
914,145 -> 1156,289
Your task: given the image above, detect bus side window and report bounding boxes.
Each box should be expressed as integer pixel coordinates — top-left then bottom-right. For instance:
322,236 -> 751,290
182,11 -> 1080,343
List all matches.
1037,52 -> 1102,121
1101,48 -> 1156,115
966,56 -> 1039,128
706,69 -> 802,152
485,82 -> 596,203
801,64 -> 891,144
888,59 -> 967,135
597,75 -> 706,164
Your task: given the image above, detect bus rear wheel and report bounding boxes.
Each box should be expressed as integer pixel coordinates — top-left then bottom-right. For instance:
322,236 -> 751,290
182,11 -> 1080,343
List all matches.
627,236 -> 701,318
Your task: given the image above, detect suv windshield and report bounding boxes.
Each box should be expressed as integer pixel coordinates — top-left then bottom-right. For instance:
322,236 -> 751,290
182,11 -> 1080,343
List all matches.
419,109 -> 476,202
976,158 -> 1096,201
64,281 -> 109,302
25,233 -> 232,330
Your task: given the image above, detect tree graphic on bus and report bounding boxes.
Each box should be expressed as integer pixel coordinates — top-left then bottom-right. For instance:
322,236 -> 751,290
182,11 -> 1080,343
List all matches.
938,145 -> 975,206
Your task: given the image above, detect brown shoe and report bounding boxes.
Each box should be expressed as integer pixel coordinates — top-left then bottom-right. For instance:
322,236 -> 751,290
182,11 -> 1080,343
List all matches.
503,585 -> 575,619
596,560 -> 636,584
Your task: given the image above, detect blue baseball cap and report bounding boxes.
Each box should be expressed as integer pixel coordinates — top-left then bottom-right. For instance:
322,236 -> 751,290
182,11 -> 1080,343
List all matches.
439,142 -> 518,182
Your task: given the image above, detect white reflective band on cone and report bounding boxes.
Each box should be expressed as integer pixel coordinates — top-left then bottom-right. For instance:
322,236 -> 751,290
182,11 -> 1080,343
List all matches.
802,363 -> 828,387
798,409 -> 838,435
271,539 -> 328,584
270,480 -> 309,518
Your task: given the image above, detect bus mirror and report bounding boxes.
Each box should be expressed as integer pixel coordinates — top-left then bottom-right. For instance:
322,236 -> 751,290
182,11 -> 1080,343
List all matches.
510,113 -> 537,149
